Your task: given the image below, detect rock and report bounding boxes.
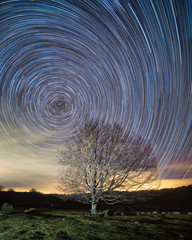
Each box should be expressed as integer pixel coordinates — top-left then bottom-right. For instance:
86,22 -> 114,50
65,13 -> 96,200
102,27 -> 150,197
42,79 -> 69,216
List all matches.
134,221 -> 139,225
172,211 -> 180,215
179,235 -> 184,239
152,211 -> 158,215
162,212 -> 166,215
188,212 -> 192,215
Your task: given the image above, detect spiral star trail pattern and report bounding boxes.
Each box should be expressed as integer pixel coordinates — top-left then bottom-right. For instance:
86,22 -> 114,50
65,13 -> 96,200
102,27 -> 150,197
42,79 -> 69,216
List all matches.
0,0 -> 191,191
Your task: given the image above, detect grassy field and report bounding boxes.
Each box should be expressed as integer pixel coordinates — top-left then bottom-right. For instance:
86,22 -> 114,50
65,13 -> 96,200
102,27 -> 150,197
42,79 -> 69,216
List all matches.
0,210 -> 192,240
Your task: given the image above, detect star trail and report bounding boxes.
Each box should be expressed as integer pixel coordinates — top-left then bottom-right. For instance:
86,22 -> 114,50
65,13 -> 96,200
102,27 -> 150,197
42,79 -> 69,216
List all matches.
0,0 -> 191,191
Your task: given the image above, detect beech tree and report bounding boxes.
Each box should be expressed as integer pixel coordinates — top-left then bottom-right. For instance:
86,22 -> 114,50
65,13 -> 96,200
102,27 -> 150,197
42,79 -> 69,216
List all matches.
58,120 -> 158,215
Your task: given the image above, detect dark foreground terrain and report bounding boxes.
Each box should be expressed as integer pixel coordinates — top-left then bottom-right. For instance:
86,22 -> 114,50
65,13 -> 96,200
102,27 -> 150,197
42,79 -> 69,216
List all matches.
0,210 -> 192,240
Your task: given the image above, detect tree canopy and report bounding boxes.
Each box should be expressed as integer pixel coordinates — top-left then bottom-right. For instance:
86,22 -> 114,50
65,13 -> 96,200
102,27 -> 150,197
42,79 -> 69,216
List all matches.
58,120 -> 158,215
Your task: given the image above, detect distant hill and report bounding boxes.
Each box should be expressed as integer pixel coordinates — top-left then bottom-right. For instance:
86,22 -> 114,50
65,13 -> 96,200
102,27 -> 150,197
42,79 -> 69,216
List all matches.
128,185 -> 192,212
0,191 -> 87,210
0,185 -> 191,212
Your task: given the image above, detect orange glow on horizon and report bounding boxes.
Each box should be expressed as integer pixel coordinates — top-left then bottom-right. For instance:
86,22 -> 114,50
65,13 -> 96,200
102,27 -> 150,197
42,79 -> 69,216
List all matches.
158,178 -> 192,189
5,178 -> 192,194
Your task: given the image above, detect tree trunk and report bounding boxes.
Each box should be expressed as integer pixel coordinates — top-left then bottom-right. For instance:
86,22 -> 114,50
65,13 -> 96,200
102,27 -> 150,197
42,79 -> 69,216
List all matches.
91,178 -> 97,215
91,202 -> 97,215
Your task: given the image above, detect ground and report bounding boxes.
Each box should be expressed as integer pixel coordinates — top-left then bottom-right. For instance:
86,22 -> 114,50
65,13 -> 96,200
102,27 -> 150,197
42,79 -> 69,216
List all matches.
0,210 -> 192,240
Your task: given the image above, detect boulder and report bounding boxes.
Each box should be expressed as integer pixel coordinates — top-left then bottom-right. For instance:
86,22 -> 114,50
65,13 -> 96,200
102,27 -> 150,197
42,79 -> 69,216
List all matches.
172,211 -> 180,215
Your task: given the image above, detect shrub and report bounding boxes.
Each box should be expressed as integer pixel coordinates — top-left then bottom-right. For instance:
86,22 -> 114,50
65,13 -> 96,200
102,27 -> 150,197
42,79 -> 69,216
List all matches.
1,202 -> 14,215
98,212 -> 105,217
106,209 -> 114,216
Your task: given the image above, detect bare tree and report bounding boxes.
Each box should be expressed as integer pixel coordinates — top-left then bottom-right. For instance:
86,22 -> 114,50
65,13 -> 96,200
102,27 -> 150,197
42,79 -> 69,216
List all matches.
58,120 -> 158,215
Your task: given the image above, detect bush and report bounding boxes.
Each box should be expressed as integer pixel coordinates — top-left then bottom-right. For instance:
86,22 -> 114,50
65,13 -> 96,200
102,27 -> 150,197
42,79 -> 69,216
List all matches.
1,202 -> 14,214
98,212 -> 105,217
106,209 -> 114,216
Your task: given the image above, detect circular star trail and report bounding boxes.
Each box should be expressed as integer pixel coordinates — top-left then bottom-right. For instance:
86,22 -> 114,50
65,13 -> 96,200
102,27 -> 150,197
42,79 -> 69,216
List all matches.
0,0 -> 191,179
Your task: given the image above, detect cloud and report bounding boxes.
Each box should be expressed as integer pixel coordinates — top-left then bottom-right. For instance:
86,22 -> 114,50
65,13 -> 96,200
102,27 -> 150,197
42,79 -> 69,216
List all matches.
0,163 -> 58,193
0,163 -> 20,174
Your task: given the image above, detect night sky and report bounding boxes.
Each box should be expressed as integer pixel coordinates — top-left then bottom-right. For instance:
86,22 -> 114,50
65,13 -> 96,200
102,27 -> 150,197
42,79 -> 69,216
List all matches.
0,0 -> 191,193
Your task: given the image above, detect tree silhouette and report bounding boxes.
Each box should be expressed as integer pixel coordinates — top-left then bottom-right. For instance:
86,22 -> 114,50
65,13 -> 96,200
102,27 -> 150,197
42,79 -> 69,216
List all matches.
0,185 -> 5,191
7,188 -> 15,192
58,120 -> 158,215
29,188 -> 38,193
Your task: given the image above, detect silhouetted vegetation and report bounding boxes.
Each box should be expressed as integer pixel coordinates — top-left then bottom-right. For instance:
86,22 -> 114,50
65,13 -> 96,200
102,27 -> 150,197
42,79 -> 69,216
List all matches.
0,185 -> 191,212
29,188 -> 39,193
0,185 -> 5,191
7,188 -> 15,192
0,191 -> 87,210
130,185 -> 192,213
